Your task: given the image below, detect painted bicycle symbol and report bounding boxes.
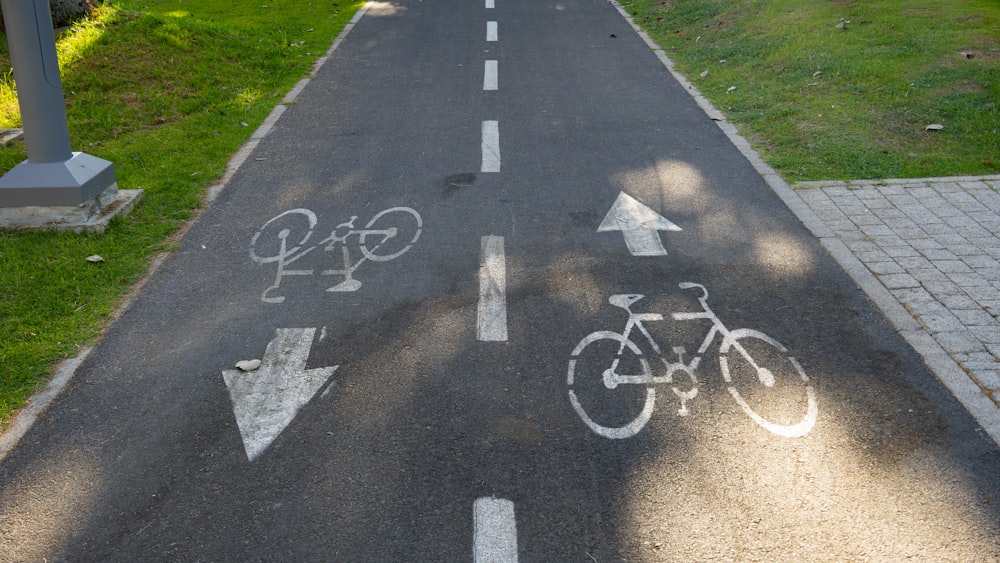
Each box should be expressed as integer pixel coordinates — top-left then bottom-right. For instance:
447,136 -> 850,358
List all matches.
567,282 -> 818,439
249,207 -> 422,303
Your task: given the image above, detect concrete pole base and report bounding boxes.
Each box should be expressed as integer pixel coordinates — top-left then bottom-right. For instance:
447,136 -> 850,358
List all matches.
0,152 -> 117,207
0,184 -> 143,233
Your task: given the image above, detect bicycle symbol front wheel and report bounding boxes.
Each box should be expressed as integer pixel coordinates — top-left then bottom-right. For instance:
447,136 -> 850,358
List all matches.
567,331 -> 656,439
719,329 -> 817,437
360,207 -> 422,262
249,208 -> 318,264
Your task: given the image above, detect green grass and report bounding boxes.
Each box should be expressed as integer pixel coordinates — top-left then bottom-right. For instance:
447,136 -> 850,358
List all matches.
0,0 -> 363,428
621,0 -> 1000,181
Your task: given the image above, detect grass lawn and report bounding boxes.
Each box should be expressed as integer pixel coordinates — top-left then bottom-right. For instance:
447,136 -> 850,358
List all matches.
619,0 -> 1000,182
0,0 -> 363,428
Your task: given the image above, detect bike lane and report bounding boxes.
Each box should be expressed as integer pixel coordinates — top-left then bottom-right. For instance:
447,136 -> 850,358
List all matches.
1,0 -> 999,560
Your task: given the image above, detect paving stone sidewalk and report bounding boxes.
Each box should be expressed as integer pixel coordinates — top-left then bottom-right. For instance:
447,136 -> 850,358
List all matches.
795,176 -> 1000,415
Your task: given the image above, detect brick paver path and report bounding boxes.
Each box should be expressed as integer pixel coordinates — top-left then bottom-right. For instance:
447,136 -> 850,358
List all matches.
797,176 -> 1000,409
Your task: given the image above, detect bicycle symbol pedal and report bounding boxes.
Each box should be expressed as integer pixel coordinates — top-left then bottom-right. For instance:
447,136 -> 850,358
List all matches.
567,282 -> 818,439
250,207 -> 423,303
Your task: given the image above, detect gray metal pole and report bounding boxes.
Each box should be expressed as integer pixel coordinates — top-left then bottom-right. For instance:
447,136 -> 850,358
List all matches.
2,0 -> 73,163
0,0 -> 118,209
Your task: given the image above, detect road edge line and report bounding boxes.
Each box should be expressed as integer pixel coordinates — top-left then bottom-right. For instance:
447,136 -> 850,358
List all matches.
0,3 -> 373,464
607,0 -> 1000,447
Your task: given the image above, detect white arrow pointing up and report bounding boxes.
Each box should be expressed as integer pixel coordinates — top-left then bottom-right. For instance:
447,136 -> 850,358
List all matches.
222,328 -> 337,461
598,191 -> 682,256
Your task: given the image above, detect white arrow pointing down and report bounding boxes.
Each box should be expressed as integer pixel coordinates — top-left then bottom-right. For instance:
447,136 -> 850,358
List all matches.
598,191 -> 681,256
223,328 -> 337,461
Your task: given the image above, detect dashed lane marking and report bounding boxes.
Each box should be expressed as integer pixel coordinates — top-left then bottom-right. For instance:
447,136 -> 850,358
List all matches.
484,60 -> 498,91
481,120 -> 501,173
477,235 -> 508,341
473,497 -> 518,562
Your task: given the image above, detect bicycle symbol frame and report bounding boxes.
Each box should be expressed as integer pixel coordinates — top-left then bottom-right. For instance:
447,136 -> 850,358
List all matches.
567,282 -> 818,439
249,207 -> 422,303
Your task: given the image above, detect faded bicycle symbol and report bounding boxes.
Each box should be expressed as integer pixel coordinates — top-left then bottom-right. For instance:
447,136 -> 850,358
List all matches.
250,207 -> 422,303
568,282 -> 818,439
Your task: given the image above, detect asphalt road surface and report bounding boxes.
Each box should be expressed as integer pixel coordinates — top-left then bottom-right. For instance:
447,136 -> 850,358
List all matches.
2,0 -> 999,560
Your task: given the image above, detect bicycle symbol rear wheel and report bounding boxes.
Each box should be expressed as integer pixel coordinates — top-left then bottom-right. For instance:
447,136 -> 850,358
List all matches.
719,329 -> 817,437
567,331 -> 656,439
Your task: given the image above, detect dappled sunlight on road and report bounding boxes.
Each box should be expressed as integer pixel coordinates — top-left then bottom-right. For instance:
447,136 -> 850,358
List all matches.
754,232 -> 814,278
618,400 -> 996,561
650,160 -> 705,200
610,160 -> 707,212
2,0 -> 998,555
617,366 -> 999,560
0,449 -> 104,560
588,154 -> 999,558
606,157 -> 822,282
365,1 -> 407,17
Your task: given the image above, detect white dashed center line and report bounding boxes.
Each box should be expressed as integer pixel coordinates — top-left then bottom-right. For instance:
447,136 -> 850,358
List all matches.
481,120 -> 500,173
473,497 -> 518,562
484,60 -> 498,91
477,235 -> 508,341
487,21 -> 498,42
